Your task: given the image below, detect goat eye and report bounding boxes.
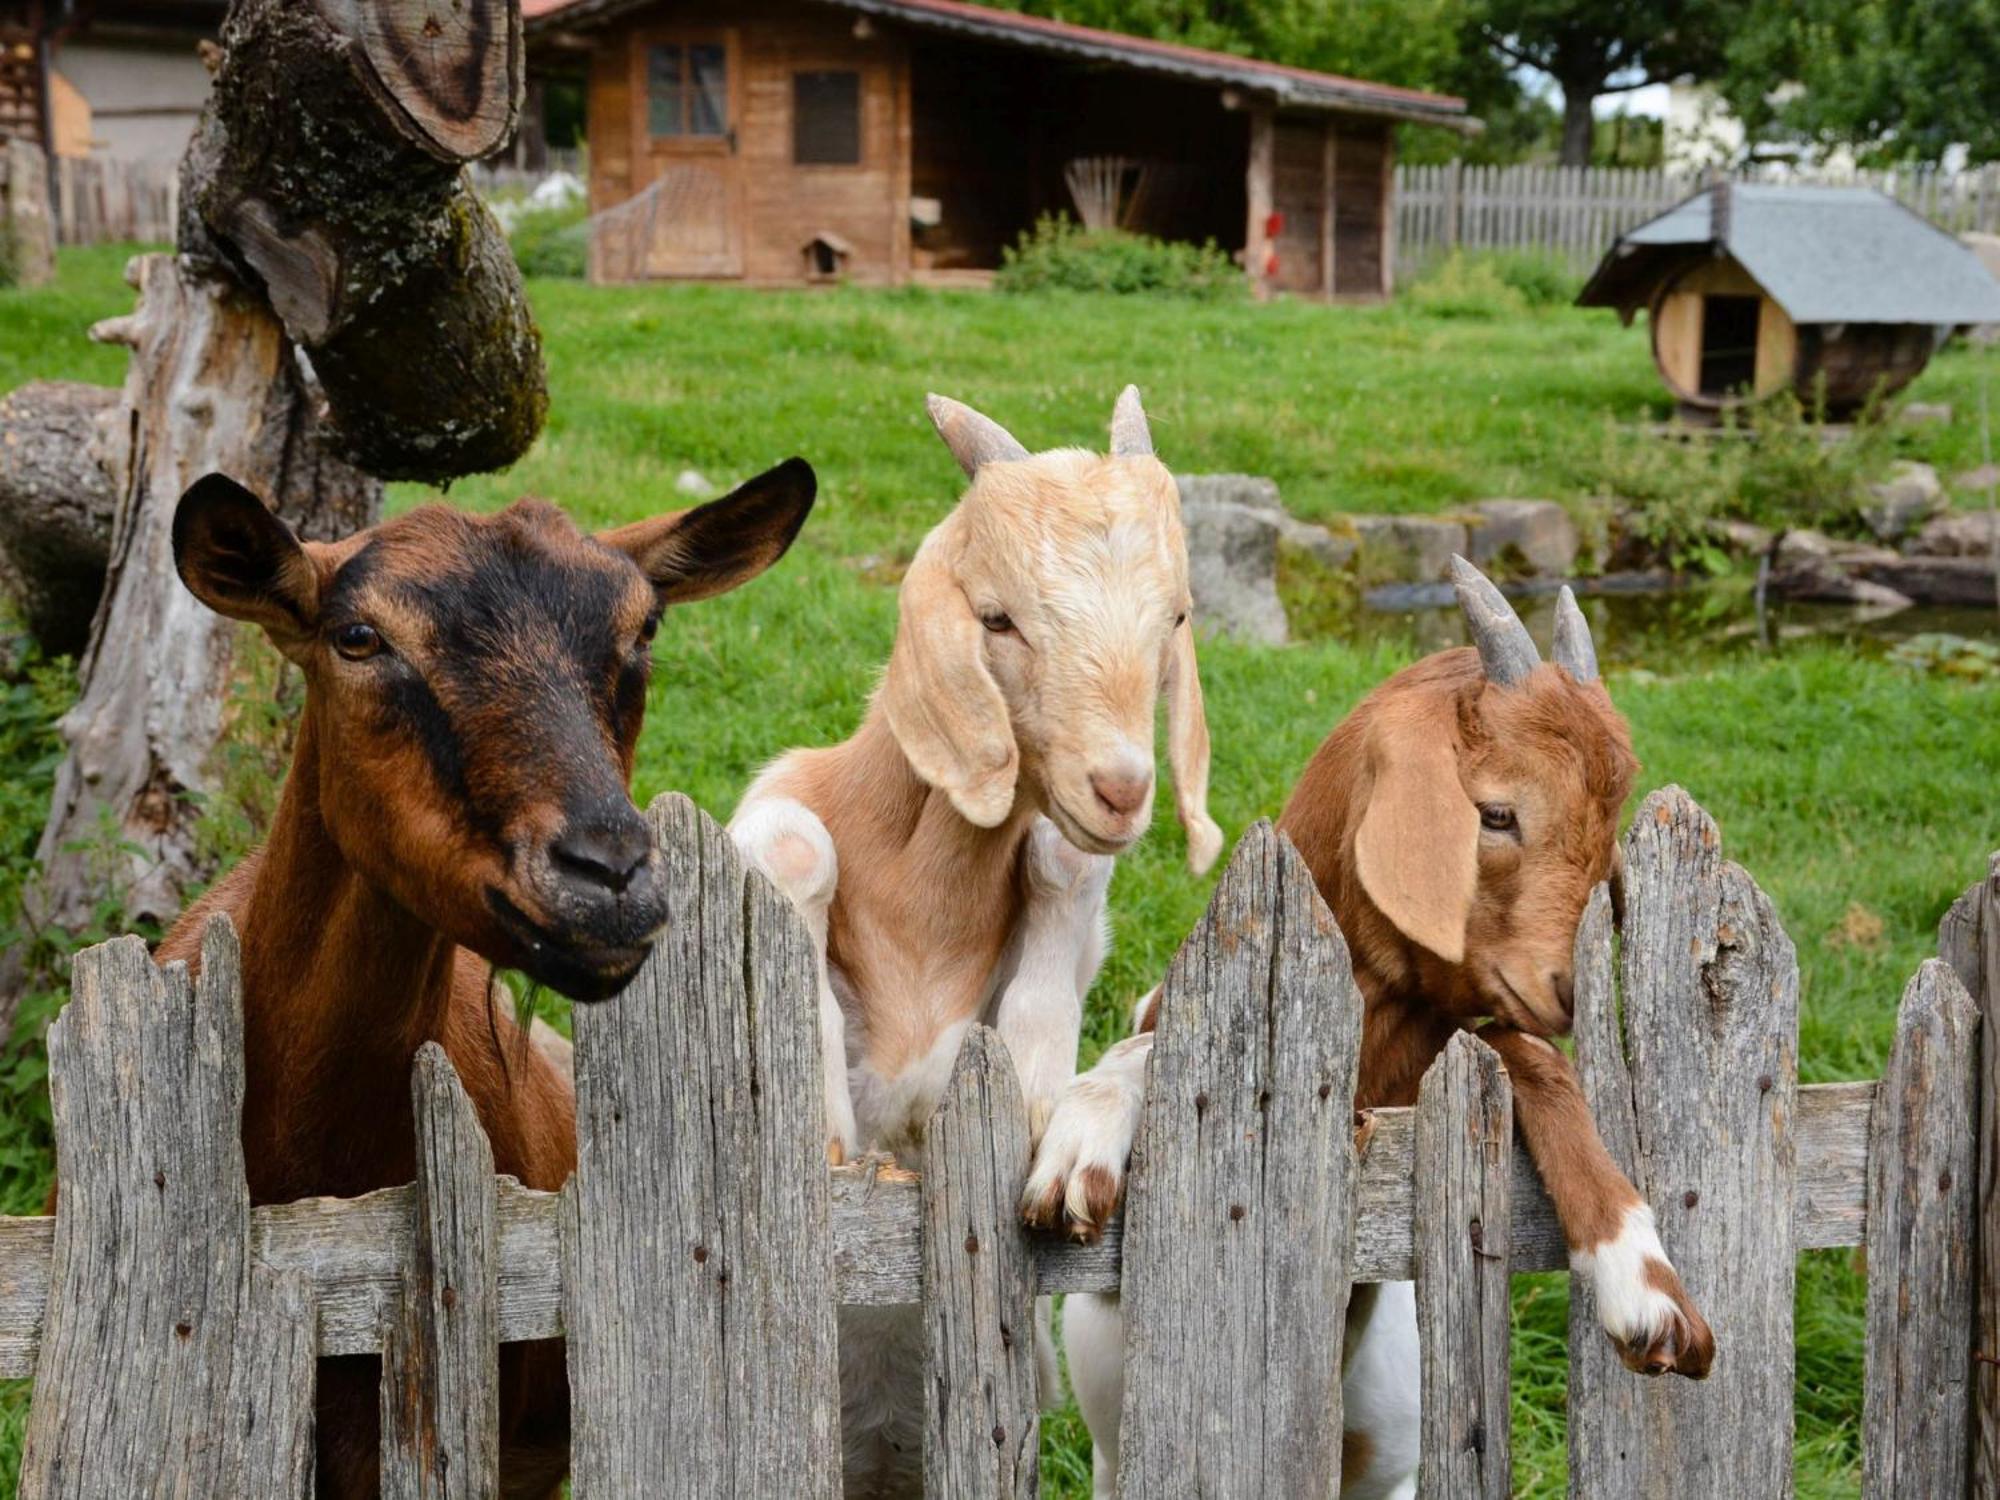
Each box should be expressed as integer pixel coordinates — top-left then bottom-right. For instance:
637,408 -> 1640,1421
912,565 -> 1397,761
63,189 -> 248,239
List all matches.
1479,804 -> 1518,833
332,622 -> 383,661
638,609 -> 662,645
980,610 -> 1014,635
1172,610 -> 1188,630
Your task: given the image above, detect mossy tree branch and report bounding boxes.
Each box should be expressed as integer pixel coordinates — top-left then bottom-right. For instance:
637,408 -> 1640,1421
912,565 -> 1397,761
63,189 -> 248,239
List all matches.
184,0 -> 547,482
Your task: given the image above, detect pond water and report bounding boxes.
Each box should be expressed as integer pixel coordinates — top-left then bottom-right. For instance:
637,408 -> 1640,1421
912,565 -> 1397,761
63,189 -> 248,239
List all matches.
1346,576 -> 2000,676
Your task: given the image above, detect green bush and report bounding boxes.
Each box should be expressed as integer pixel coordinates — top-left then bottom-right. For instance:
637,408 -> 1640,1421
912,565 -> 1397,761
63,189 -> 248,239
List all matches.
1573,389 -> 1900,572
1486,250 -> 1580,308
508,201 -> 588,280
1405,250 -> 1582,318
1403,252 -> 1527,318
996,215 -> 1243,300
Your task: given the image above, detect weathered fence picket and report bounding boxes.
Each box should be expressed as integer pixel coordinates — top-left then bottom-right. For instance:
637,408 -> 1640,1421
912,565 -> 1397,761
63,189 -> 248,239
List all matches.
1862,962 -> 1980,1499
1569,788 -> 1802,1500
921,1026 -> 1041,1498
1939,854 -> 2000,1497
380,1044 -> 501,1499
1116,821 -> 1363,1498
1413,1032 -> 1513,1500
561,793 -> 840,1499
19,918 -> 319,1499
0,793 -> 1989,1497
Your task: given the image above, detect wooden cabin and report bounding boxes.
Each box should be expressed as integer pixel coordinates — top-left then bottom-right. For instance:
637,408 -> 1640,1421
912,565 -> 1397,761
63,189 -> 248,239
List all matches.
1579,183 -> 2000,418
522,0 -> 1474,294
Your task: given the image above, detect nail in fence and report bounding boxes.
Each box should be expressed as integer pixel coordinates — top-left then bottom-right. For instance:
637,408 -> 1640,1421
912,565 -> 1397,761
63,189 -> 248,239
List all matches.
0,790 -> 1986,1497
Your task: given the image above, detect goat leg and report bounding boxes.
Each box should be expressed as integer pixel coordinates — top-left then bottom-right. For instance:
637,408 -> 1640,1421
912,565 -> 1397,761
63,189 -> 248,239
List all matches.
991,818 -> 1112,1146
729,796 -> 860,1160
1477,1025 -> 1714,1379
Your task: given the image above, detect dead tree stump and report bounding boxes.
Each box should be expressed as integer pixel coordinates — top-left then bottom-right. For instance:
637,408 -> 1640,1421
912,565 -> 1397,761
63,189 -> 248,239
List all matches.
0,382 -> 119,657
26,257 -> 377,948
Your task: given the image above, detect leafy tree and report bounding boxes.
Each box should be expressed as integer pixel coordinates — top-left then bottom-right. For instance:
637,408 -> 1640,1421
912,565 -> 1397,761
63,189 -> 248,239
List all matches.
1471,0 -> 1736,165
989,0 -> 1471,96
1722,0 -> 2000,166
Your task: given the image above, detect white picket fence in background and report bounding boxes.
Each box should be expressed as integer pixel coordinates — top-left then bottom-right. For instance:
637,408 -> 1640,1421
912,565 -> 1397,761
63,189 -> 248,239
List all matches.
1395,160 -> 2000,278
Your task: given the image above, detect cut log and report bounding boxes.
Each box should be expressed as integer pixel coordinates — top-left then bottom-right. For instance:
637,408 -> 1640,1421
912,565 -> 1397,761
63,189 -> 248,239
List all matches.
0,381 -> 120,656
21,256 -> 379,975
184,0 -> 545,481
1,139 -> 55,290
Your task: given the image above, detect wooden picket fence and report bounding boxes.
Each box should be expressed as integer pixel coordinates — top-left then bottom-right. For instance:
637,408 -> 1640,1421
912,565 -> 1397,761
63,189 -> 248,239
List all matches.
48,155 -> 179,247
1395,160 -> 2000,279
0,787 -> 1990,1497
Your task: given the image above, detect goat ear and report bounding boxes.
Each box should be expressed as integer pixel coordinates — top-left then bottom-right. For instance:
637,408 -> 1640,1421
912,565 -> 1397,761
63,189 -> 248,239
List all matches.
1164,618 -> 1222,874
172,473 -> 320,647
880,527 -> 1017,827
600,457 -> 816,605
1353,704 -> 1479,964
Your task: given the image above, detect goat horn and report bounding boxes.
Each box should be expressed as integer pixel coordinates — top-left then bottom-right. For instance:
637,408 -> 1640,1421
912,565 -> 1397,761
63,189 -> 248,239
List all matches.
1449,554 -> 1540,688
1110,384 -> 1154,457
926,394 -> 1029,478
1552,585 -> 1600,684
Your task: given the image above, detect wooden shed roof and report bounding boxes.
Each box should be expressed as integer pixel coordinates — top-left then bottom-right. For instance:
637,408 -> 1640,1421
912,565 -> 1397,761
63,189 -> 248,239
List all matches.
523,0 -> 1476,130
1579,183 -> 2000,326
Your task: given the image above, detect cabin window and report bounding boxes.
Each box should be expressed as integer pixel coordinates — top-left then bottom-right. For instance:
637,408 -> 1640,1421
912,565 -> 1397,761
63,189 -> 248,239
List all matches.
794,71 -> 862,165
648,42 -> 728,139
1698,295 -> 1761,397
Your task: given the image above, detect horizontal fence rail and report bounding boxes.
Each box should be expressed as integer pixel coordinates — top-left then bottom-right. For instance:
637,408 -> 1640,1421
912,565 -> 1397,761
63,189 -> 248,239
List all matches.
0,1070 -> 1883,1373
0,790 -> 1987,1497
1394,160 -> 2000,279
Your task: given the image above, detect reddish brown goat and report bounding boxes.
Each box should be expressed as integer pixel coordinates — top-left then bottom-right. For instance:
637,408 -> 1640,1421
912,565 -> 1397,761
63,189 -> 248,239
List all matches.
154,461 -> 815,1499
1027,561 -> 1712,1500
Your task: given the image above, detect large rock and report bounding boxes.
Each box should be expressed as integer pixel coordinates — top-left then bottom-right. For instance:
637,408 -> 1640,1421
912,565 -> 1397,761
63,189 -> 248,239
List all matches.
1858,555 -> 1999,607
1863,461 -> 1946,542
1350,514 -> 1468,583
1179,495 -> 1288,644
1464,499 -> 1579,577
1907,509 -> 2000,558
1176,474 -> 1355,570
1716,519 -> 1774,557
1766,556 -> 1912,610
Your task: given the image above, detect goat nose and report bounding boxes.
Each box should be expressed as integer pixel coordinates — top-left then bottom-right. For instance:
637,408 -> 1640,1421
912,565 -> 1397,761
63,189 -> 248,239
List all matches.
1551,971 -> 1576,1012
1090,768 -> 1153,818
551,817 -> 652,894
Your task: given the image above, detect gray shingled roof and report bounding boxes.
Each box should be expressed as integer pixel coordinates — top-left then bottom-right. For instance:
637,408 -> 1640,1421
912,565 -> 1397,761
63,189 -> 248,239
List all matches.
1578,185 -> 2000,325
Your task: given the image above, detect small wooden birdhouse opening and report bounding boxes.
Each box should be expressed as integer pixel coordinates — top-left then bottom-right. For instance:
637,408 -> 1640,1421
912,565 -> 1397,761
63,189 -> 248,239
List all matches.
803,231 -> 853,283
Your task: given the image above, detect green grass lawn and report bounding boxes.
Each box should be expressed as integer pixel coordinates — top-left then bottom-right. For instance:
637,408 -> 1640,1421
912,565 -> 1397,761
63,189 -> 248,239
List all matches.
4,245 -> 1998,1498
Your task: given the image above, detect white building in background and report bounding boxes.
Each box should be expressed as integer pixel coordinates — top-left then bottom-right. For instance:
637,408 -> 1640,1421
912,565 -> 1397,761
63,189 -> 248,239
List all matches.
1665,81 -> 1875,176
49,34 -> 212,163
1664,83 -> 1744,172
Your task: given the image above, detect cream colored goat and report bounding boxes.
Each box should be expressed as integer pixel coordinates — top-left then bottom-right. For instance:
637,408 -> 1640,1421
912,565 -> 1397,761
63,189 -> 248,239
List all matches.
730,387 -> 1220,1495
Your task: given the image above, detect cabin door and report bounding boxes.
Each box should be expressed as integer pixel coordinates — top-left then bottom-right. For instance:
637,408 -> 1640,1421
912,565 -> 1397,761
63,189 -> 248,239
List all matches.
630,29 -> 743,277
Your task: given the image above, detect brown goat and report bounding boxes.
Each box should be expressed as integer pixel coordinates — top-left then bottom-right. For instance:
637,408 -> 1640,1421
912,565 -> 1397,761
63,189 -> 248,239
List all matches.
154,462 -> 815,1499
1027,560 -> 1713,1500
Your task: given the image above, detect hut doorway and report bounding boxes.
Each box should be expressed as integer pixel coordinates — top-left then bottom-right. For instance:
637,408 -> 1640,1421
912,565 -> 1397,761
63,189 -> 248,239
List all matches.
1698,294 -> 1761,397
1649,257 -> 1796,415
630,29 -> 744,278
